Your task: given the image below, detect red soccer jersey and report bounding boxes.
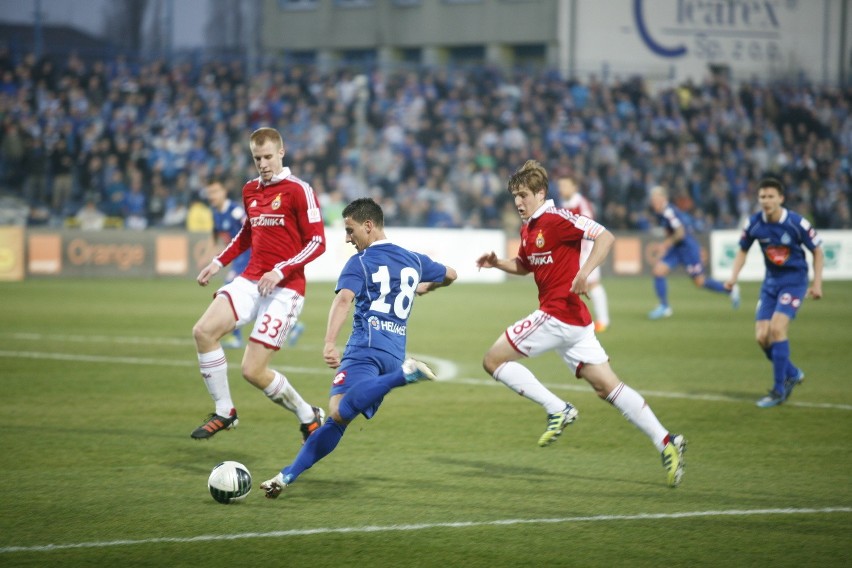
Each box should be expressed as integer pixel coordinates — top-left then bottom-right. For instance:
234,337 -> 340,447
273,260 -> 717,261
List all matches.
516,200 -> 605,326
216,167 -> 326,296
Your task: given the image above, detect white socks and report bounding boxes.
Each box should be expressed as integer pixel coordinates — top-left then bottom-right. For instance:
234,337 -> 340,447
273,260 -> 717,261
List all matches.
606,382 -> 668,452
263,370 -> 314,423
198,352 -> 313,424
198,348 -> 233,417
589,285 -> 610,326
493,361 -> 566,414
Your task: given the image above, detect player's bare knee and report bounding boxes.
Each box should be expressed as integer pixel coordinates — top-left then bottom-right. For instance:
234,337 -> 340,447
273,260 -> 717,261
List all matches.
192,321 -> 215,347
328,409 -> 346,425
240,361 -> 263,384
482,352 -> 502,376
767,328 -> 787,344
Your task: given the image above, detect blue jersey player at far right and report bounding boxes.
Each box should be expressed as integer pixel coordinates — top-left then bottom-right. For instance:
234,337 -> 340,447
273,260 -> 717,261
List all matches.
648,185 -> 740,319
260,197 -> 457,498
725,177 -> 824,408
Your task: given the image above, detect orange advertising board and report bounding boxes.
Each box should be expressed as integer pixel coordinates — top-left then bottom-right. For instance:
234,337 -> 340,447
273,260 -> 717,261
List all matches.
156,234 -> 189,275
28,233 -> 62,275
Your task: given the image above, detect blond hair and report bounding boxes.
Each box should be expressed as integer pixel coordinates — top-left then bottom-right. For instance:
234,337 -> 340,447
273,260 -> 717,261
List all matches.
249,127 -> 284,150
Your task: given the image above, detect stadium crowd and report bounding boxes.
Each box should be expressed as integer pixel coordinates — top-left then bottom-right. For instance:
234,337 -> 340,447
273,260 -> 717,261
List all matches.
0,48 -> 850,232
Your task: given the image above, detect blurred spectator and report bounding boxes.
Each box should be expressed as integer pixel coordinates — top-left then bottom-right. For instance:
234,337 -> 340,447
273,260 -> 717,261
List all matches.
123,172 -> 148,230
186,196 -> 213,233
75,197 -> 106,230
21,134 -> 48,206
48,137 -> 75,215
1,121 -> 26,195
102,170 -> 129,217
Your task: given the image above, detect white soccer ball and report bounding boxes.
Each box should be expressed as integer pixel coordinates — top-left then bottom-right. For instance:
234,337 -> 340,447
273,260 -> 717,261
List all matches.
207,461 -> 252,504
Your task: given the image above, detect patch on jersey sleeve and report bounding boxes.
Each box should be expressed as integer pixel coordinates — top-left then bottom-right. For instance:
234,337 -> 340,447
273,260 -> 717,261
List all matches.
308,207 -> 321,223
575,215 -> 604,239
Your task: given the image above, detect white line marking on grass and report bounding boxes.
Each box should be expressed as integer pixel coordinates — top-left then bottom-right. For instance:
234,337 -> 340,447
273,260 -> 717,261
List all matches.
1,507 -> 849,554
0,351 -> 327,375
1,343 -> 850,410
7,332 -> 193,346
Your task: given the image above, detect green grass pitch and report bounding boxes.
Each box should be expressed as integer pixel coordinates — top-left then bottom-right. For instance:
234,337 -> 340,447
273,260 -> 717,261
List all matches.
1,276 -> 850,567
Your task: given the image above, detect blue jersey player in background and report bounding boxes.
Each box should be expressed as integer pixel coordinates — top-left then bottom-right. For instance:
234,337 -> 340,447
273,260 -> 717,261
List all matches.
647,185 -> 740,319
261,197 -> 458,498
725,177 -> 824,408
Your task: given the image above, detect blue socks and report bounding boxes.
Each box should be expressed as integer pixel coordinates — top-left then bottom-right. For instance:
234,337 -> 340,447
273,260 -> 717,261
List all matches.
654,276 -> 668,306
283,417 -> 345,482
702,278 -> 727,293
763,344 -> 799,387
770,340 -> 791,394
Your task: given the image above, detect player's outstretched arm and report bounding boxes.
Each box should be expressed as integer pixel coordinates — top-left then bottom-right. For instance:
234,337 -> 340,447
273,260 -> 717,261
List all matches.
416,266 -> 458,295
197,260 -> 222,287
476,252 -> 528,275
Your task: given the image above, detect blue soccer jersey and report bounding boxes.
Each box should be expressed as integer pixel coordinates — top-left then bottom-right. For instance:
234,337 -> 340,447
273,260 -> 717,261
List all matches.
739,208 -> 822,286
213,199 -> 250,277
657,204 -> 704,274
336,240 -> 447,359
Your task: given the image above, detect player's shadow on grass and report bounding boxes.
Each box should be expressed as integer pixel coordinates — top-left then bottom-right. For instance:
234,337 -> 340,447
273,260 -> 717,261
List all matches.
429,456 -> 672,490
429,456 -> 560,479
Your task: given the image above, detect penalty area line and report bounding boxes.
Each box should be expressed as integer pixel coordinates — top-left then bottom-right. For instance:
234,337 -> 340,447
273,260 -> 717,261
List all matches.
1,507 -> 850,554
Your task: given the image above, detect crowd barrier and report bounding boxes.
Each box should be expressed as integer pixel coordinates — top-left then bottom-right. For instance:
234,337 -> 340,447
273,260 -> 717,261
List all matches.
1,227 -> 849,282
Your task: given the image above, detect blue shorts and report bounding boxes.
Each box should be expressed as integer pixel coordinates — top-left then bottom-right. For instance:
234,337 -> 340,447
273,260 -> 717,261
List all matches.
329,350 -> 403,419
662,241 -> 705,277
756,281 -> 808,321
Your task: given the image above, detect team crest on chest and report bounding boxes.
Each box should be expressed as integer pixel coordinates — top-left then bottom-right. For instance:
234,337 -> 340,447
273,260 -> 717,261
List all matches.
271,193 -> 282,210
535,230 -> 545,249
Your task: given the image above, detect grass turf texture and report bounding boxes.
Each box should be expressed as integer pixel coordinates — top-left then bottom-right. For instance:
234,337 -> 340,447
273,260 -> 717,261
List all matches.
1,276 -> 850,567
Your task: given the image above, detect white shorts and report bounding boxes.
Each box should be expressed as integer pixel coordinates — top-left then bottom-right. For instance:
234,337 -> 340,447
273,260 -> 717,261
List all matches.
505,310 -> 608,376
216,276 -> 305,350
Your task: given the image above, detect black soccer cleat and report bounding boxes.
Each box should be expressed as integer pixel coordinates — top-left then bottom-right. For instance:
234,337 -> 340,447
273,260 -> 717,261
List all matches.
299,406 -> 325,443
191,409 -> 239,439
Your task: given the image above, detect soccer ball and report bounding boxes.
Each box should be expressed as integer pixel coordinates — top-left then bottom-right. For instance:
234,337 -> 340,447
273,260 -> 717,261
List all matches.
207,461 -> 252,504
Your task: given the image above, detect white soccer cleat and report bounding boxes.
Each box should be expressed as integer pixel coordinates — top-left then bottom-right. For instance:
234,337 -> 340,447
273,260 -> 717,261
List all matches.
402,358 -> 437,383
260,472 -> 289,499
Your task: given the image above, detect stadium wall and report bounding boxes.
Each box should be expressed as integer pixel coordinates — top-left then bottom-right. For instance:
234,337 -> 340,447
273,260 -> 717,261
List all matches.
4,228 -> 849,283
262,0 -> 851,85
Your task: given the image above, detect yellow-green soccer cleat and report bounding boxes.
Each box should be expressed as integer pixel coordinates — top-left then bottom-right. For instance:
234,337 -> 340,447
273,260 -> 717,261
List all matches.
537,403 -> 578,447
661,434 -> 687,488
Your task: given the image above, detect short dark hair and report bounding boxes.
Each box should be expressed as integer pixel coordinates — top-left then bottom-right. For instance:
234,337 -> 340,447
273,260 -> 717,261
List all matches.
342,197 -> 384,227
758,176 -> 785,196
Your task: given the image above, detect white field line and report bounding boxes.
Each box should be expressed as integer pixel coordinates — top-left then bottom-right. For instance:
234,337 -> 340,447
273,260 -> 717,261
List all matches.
1,507 -> 850,554
0,334 -> 849,410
